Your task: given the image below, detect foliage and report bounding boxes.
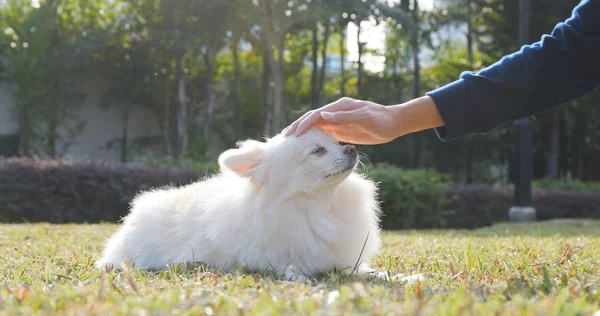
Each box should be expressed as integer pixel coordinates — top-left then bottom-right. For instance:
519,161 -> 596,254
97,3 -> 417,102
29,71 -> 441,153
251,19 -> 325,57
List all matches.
3,157 -> 600,227
0,157 -> 206,223
366,163 -> 454,229
0,0 -> 109,156
534,179 -> 600,193
445,183 -> 511,228
2,221 -> 600,314
1,0 -> 599,185
132,154 -> 220,174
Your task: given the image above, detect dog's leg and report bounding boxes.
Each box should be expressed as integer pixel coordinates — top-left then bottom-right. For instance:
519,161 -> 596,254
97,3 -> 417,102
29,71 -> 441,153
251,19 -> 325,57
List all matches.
283,264 -> 317,284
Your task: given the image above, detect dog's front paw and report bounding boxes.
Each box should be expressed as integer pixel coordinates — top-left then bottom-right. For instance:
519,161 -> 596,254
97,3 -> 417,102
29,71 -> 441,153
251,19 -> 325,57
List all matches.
356,264 -> 383,279
389,273 -> 425,284
287,273 -> 317,285
283,265 -> 317,285
95,260 -> 115,272
357,267 -> 389,281
357,264 -> 425,284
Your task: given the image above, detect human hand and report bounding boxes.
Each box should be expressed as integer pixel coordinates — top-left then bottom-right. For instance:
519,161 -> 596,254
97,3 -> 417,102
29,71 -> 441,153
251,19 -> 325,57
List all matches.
282,97 -> 402,145
282,96 -> 444,145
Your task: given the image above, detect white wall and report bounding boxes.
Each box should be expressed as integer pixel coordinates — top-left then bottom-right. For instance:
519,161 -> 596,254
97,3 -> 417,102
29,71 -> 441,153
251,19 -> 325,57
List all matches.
0,77 -> 162,161
63,77 -> 162,161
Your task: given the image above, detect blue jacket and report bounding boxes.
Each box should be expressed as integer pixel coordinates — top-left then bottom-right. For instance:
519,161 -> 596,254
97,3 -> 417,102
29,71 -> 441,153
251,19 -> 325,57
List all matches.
426,0 -> 600,142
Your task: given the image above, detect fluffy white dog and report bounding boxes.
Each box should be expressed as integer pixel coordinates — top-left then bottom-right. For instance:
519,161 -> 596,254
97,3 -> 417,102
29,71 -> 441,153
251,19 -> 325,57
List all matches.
97,128 -> 409,282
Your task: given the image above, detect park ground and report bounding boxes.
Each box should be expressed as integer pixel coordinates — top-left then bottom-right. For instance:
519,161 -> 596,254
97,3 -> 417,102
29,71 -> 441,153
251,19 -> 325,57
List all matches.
1,220 -> 600,315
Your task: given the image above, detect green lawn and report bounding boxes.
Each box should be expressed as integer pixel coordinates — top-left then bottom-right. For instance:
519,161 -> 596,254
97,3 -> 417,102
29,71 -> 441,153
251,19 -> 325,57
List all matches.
1,220 -> 600,315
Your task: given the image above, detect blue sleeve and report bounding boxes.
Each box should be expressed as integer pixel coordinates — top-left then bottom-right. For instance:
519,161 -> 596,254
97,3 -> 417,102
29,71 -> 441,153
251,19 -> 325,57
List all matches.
426,0 -> 600,142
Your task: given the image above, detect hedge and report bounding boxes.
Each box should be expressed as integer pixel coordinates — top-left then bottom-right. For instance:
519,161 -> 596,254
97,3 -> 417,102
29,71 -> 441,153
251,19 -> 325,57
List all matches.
0,157 -> 205,223
1,158 -> 600,228
367,163 -> 454,229
533,178 -> 600,193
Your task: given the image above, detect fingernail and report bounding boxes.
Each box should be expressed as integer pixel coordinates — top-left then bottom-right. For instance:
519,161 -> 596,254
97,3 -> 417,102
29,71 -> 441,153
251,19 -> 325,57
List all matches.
321,112 -> 334,120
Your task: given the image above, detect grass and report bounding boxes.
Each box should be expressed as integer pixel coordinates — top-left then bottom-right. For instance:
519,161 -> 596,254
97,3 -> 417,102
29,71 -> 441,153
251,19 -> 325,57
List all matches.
1,219 -> 600,315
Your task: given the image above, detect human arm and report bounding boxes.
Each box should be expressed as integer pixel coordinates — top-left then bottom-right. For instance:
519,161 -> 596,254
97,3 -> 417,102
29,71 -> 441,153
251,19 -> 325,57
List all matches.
427,0 -> 600,141
282,96 -> 443,145
283,0 -> 600,144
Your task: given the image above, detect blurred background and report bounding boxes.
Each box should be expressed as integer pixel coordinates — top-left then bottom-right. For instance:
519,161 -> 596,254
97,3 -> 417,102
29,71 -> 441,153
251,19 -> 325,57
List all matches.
1,0 -> 599,227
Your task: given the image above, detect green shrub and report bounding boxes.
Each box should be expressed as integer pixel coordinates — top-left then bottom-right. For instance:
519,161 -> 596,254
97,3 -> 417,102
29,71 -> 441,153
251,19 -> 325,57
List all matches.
533,179 -> 600,193
365,163 -> 454,229
0,157 -> 206,223
3,158 -> 600,228
132,155 -> 220,174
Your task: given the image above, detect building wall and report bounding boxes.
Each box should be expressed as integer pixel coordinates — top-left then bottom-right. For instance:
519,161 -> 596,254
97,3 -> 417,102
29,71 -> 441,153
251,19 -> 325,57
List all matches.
0,78 -> 163,161
63,77 -> 162,161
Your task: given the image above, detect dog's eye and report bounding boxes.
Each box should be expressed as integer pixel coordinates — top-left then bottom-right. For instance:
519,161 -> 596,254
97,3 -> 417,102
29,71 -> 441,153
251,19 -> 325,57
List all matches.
311,147 -> 327,155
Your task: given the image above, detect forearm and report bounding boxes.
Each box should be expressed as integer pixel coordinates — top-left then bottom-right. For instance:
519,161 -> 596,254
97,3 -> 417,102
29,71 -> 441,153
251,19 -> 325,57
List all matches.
389,96 -> 445,137
426,0 -> 600,141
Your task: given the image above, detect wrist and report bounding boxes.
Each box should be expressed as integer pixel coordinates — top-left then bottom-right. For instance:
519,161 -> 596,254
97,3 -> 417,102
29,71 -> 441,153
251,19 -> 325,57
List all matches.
389,96 -> 445,136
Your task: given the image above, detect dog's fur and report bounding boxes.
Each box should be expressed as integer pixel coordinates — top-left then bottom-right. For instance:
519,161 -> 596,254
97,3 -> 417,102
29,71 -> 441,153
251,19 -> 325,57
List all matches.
97,128 -> 411,282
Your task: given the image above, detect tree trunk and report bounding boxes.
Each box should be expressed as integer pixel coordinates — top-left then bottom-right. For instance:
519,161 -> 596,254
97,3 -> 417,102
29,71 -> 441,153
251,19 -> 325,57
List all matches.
176,46 -> 188,155
411,2 -> 421,99
411,45 -> 420,98
260,0 -> 274,135
412,135 -> 424,168
260,0 -> 285,134
262,43 -> 272,135
310,24 -> 319,108
47,78 -> 59,158
232,39 -> 242,139
163,87 -> 173,156
271,38 -> 285,133
18,103 -> 30,156
463,0 -> 474,183
400,0 -> 409,11
47,75 -> 60,158
547,108 -> 561,180
392,58 -> 398,91
465,146 -> 474,183
121,107 -> 130,163
410,2 -> 424,168
339,25 -> 346,96
559,113 -> 568,179
317,19 -> 331,104
465,0 -> 473,65
47,102 -> 57,158
572,113 -> 585,180
203,48 -> 215,140
356,21 -> 364,98
232,40 -> 242,101
47,18 -> 60,158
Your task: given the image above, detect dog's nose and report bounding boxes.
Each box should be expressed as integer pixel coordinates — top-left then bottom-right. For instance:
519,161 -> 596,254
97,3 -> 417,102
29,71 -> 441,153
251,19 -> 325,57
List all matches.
344,145 -> 357,156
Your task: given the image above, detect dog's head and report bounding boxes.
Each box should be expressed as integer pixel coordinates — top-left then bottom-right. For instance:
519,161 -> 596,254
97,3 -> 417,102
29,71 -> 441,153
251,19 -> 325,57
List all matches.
218,128 -> 359,194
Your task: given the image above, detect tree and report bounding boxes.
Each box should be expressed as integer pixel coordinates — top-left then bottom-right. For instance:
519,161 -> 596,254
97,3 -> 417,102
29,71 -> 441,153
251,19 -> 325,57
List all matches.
195,1 -> 238,141
377,0 -> 435,168
258,0 -> 315,134
0,0 -> 104,157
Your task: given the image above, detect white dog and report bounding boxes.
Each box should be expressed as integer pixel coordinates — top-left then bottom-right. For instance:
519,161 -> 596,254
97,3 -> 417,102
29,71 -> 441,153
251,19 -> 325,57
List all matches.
97,128 -> 412,282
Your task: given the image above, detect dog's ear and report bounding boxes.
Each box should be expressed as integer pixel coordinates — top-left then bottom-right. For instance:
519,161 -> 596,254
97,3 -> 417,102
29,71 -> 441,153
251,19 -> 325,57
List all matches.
218,140 -> 265,181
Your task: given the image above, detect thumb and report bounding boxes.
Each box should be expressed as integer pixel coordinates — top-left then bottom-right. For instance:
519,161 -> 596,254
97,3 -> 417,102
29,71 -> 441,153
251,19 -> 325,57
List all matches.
320,109 -> 362,125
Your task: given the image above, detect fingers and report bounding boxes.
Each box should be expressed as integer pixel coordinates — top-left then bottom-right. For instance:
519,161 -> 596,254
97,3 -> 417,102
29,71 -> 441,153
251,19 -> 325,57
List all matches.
292,106 -> 362,136
282,97 -> 359,136
320,109 -> 363,125
283,110 -> 314,136
294,110 -> 327,136
314,123 -> 362,144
